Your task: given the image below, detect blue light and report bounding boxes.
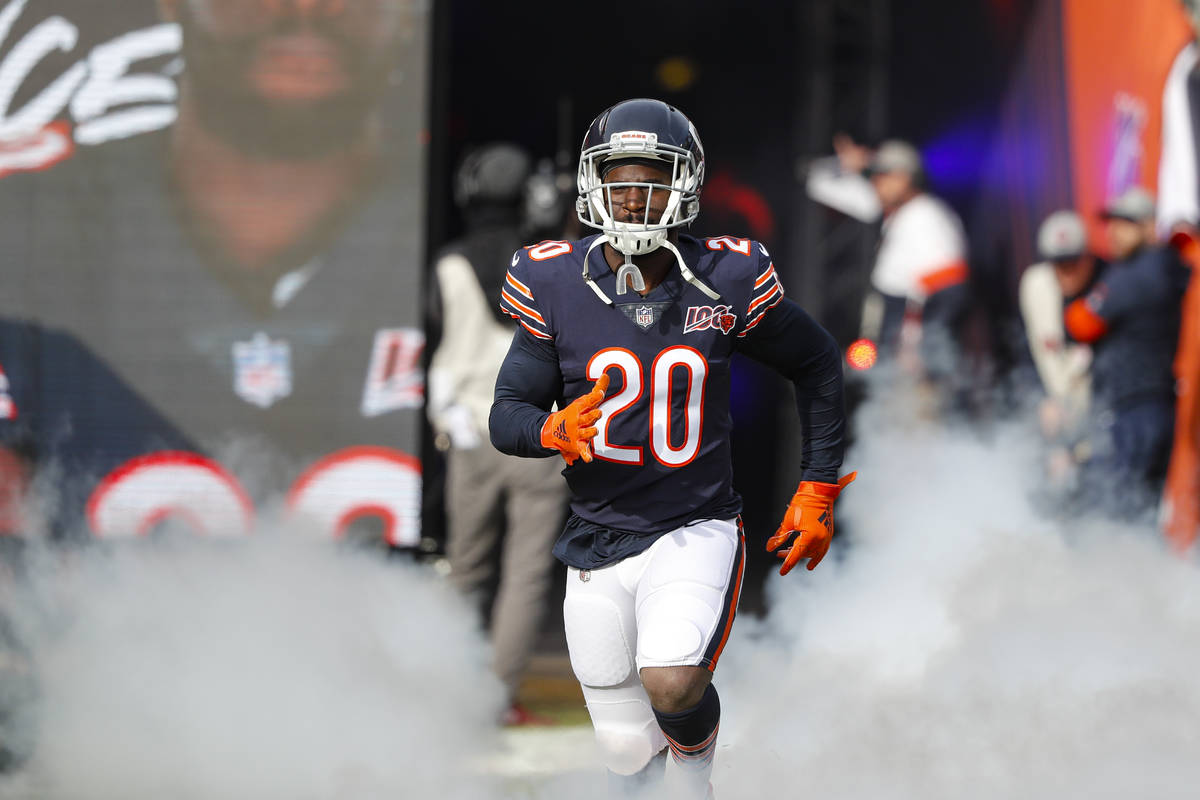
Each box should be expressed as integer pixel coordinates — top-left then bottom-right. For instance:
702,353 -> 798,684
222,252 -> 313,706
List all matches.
921,115 -> 1000,190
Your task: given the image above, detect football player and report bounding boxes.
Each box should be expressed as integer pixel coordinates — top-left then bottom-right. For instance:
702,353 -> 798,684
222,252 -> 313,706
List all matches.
490,98 -> 856,798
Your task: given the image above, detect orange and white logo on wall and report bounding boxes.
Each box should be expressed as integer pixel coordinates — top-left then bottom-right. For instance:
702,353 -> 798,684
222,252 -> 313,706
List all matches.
1060,0 -> 1193,246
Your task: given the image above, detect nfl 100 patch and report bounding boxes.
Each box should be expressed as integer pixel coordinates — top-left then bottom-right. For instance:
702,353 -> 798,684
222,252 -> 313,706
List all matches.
683,304 -> 736,335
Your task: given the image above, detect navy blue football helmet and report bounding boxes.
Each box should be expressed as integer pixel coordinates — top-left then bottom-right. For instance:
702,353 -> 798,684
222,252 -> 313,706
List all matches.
576,99 -> 705,257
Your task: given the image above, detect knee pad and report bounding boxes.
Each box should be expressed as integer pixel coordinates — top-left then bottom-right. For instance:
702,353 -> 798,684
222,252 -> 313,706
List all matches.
637,591 -> 713,665
581,679 -> 667,775
564,593 -> 634,687
594,720 -> 664,776
638,585 -> 720,666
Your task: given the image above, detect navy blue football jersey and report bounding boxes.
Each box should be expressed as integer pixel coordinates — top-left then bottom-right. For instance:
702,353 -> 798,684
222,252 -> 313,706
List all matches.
497,233 -> 787,541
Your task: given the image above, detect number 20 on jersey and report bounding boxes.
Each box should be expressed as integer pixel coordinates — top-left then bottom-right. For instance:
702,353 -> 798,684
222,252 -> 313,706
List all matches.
587,346 -> 707,467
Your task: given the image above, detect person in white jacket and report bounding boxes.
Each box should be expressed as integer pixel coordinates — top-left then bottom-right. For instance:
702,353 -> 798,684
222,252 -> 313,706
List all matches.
807,135 -> 972,399
427,143 -> 568,725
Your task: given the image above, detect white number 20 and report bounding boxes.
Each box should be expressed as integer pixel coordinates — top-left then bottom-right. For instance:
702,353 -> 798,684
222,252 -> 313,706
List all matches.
586,346 -> 708,467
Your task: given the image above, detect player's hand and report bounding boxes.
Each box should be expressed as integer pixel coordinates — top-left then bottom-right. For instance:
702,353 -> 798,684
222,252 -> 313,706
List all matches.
766,472 -> 856,575
540,374 -> 610,465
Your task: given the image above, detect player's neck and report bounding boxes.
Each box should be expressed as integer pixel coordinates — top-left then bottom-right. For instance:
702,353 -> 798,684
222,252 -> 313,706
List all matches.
601,241 -> 677,295
169,95 -> 377,271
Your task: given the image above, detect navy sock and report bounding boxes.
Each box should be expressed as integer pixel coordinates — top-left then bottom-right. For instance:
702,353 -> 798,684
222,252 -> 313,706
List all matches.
653,683 -> 721,769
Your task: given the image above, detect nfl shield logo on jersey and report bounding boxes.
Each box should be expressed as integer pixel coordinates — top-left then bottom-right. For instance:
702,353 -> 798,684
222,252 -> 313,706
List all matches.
232,332 -> 292,408
635,305 -> 655,330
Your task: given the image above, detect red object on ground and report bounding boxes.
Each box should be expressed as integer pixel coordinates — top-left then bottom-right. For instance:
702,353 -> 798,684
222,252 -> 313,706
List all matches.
501,703 -> 557,727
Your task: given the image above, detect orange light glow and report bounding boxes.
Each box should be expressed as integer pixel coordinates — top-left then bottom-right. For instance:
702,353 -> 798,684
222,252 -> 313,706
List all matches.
846,338 -> 878,371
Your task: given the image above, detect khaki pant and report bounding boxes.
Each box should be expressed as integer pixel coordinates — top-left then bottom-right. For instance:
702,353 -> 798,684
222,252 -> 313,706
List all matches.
445,444 -> 566,698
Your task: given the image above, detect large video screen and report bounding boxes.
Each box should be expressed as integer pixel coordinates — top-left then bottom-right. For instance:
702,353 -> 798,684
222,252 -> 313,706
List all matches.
0,0 -> 430,546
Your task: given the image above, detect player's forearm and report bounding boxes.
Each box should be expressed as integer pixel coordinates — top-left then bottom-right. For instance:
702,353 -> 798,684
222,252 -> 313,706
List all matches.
791,340 -> 845,484
488,329 -> 563,458
489,401 -> 556,457
739,299 -> 846,482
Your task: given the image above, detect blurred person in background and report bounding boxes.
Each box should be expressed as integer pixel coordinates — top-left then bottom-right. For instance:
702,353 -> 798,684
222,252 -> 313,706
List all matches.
1063,187 -> 1189,518
427,143 -> 568,726
0,0 -> 426,544
806,135 -> 972,411
1019,210 -> 1095,489
1103,187 -> 1160,260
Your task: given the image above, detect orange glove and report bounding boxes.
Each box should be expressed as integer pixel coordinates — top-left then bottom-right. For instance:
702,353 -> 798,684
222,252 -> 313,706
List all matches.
540,374 -> 610,465
766,472 -> 856,575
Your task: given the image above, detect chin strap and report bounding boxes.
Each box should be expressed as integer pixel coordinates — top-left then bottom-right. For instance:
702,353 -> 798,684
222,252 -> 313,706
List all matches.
582,237 -> 721,305
661,239 -> 721,300
581,237 -> 615,305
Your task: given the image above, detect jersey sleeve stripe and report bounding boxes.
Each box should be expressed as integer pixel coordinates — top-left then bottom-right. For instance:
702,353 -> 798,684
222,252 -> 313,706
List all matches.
753,263 -> 777,289
500,308 -> 553,340
505,271 -> 535,301
500,287 -> 547,325
747,281 -> 784,315
736,292 -> 785,338
515,319 -> 553,340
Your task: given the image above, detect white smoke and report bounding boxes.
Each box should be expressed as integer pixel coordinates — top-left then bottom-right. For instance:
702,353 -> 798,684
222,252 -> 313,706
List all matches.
715,390 -> 1200,799
0,527 -> 504,800
7,383 -> 1200,800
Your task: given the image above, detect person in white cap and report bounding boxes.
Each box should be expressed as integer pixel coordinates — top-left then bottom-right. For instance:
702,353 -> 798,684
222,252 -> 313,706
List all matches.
806,134 -> 971,395
1018,210 -> 1095,480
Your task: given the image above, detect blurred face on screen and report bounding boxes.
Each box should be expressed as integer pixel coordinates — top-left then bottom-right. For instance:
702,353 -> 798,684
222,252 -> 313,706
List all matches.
163,0 -> 408,157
